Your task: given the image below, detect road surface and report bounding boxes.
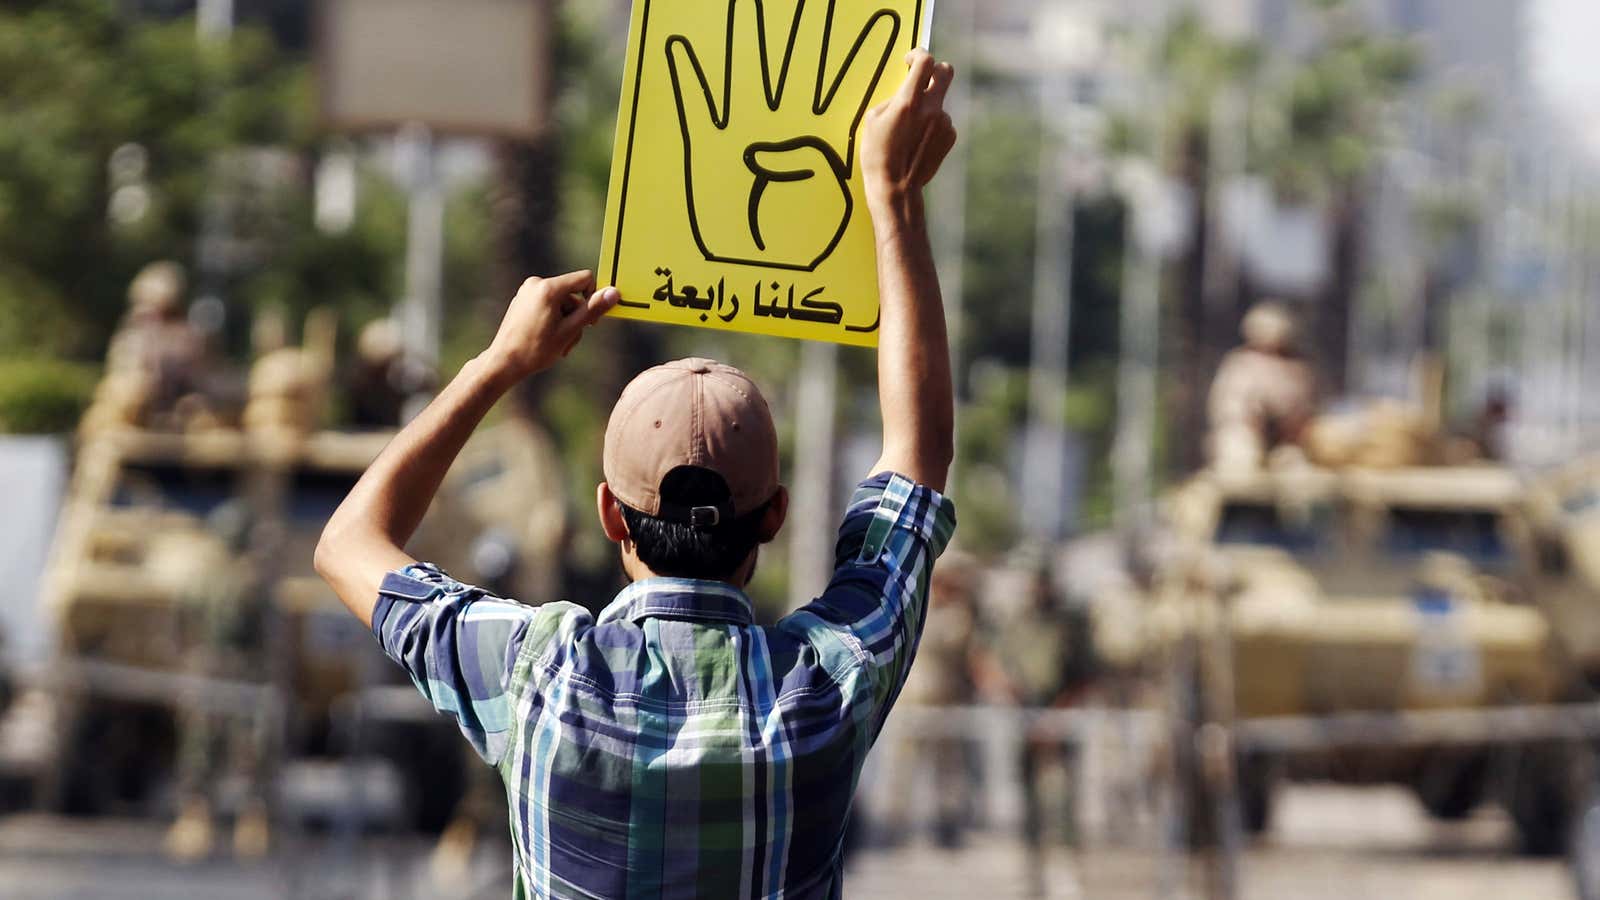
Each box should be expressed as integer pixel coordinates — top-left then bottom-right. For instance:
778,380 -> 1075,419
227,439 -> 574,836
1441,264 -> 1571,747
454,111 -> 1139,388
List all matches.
0,785 -> 1573,899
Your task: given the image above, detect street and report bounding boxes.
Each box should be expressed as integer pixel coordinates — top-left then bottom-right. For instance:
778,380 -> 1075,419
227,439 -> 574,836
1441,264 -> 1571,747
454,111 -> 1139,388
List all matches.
0,785 -> 1572,899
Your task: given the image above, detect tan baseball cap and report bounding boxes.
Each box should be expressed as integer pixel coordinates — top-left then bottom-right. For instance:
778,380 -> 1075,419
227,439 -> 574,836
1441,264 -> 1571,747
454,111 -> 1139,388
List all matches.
603,358 -> 780,527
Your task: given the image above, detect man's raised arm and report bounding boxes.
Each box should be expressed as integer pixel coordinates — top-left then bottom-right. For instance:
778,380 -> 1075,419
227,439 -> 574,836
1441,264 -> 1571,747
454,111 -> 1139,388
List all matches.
860,50 -> 958,492
314,272 -> 618,627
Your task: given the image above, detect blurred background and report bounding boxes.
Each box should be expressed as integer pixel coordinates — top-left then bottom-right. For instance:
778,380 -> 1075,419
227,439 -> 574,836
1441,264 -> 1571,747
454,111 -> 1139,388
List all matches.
4,0 -> 1600,897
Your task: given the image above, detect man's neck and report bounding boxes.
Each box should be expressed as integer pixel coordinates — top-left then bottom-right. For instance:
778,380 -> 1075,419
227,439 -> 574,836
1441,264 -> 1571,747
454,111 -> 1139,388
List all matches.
622,552 -> 756,590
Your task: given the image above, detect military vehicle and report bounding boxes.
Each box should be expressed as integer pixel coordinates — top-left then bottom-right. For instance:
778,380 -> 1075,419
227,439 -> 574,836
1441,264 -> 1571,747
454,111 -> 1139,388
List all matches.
1526,455 -> 1600,685
1154,461 -> 1588,854
37,317 -> 566,828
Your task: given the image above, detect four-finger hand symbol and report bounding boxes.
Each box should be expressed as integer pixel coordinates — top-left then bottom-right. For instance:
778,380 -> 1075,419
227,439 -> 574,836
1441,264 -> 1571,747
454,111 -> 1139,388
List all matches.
666,0 -> 902,271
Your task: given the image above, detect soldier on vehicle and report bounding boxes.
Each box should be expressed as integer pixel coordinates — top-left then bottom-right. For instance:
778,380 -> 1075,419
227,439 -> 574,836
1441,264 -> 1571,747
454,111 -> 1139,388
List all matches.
90,261 -> 213,432
345,318 -> 436,429
1207,302 -> 1317,472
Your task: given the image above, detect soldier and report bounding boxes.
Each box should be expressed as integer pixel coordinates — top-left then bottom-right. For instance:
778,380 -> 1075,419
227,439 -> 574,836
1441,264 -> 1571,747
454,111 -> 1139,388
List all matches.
1207,302 -> 1317,472
345,319 -> 435,429
979,555 -> 1095,897
160,502 -> 277,863
243,308 -> 339,438
1471,382 -> 1513,462
884,550 -> 982,847
101,261 -> 212,430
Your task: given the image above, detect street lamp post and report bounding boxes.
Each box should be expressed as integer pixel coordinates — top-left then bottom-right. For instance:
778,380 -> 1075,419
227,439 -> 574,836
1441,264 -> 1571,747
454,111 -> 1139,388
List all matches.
1014,2 -> 1106,544
1019,68 -> 1076,544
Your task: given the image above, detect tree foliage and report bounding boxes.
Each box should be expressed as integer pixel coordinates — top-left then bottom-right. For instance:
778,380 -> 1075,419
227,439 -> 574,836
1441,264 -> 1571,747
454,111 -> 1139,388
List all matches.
0,0 -> 410,362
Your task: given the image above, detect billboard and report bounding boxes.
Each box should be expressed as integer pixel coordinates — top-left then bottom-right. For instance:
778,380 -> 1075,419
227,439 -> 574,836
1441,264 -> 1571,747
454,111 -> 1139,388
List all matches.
317,0 -> 550,138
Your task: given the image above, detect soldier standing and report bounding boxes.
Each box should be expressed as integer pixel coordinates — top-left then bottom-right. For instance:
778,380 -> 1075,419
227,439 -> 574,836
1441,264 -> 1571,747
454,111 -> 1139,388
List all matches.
980,557 -> 1094,897
162,502 -> 276,862
1207,302 -> 1317,472
885,551 -> 982,847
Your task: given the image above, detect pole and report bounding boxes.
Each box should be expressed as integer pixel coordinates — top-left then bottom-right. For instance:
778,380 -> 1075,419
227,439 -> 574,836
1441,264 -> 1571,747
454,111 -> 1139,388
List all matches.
928,0 -> 977,494
193,0 -> 233,330
399,124 -> 445,376
1020,70 -> 1074,543
788,342 -> 839,608
1113,205 -> 1161,527
197,0 -> 235,42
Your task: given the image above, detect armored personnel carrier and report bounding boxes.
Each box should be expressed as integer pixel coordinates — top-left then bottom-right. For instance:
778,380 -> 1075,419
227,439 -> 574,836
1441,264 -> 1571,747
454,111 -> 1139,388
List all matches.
37,318 -> 566,827
1156,461 -> 1586,853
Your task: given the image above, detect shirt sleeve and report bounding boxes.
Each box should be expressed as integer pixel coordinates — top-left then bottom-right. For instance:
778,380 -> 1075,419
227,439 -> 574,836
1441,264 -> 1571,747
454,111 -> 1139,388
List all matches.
785,472 -> 957,730
370,562 -> 544,765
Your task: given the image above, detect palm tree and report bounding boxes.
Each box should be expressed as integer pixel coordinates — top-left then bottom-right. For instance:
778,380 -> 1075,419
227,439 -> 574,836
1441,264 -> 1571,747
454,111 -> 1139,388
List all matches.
1253,0 -> 1418,394
1145,13 -> 1259,471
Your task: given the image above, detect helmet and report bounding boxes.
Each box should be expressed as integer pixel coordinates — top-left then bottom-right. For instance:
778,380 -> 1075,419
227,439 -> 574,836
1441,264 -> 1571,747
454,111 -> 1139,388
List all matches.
128,261 -> 187,318
1242,302 -> 1295,352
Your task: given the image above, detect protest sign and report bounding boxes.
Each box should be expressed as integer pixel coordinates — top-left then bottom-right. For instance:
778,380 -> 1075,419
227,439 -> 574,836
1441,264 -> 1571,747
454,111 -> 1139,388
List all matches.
598,0 -> 934,347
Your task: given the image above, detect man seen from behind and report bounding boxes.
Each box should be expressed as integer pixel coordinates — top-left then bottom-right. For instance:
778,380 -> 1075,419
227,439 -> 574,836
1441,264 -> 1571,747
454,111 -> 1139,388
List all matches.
315,50 -> 959,898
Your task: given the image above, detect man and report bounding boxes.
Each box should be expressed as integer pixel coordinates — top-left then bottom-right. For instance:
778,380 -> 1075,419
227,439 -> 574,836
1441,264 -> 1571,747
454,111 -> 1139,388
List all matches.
93,260 -> 212,432
979,557 -> 1095,897
1207,302 -> 1317,473
161,502 -> 275,863
316,50 -> 958,898
884,551 -> 982,848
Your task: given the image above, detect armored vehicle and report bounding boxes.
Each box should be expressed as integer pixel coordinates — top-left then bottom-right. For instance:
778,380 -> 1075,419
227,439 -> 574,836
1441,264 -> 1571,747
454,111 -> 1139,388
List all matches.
37,324 -> 566,827
1526,456 -> 1600,685
1157,462 -> 1586,853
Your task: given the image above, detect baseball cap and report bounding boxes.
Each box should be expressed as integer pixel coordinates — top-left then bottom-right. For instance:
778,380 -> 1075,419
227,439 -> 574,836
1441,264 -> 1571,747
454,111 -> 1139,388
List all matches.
603,358 -> 780,527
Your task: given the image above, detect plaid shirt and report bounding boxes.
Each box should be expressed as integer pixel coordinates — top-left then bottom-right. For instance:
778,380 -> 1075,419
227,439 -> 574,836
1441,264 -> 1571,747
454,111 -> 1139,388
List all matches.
371,472 -> 956,899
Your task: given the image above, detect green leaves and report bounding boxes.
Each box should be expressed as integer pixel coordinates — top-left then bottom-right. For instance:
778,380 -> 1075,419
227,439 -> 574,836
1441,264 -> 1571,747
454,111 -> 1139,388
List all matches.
0,357 -> 99,434
0,2 -> 311,360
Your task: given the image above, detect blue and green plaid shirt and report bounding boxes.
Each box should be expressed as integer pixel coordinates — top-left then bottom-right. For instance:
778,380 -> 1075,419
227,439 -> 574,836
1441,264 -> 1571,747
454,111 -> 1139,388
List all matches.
372,472 -> 956,899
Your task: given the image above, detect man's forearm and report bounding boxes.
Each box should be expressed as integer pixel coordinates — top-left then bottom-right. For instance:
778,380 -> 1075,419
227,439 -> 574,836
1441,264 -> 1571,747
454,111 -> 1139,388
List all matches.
315,353 -> 516,626
871,191 -> 954,491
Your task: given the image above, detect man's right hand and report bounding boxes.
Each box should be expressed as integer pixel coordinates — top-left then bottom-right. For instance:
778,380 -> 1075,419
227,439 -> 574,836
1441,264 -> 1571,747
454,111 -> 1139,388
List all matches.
485,271 -> 620,383
860,50 -> 957,221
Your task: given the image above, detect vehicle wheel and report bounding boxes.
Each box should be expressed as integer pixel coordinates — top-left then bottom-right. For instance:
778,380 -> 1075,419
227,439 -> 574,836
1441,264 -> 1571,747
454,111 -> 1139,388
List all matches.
1413,751 -> 1489,821
1236,751 -> 1278,835
386,722 -> 467,834
1507,742 -> 1589,857
52,698 -> 172,817
52,697 -> 113,815
1571,795 -> 1600,900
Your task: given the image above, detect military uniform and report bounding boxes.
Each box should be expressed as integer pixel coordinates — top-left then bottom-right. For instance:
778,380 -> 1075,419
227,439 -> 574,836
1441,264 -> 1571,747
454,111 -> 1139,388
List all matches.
163,504 -> 276,861
1207,304 -> 1317,472
988,569 -> 1094,890
99,262 -> 212,431
886,563 -> 980,846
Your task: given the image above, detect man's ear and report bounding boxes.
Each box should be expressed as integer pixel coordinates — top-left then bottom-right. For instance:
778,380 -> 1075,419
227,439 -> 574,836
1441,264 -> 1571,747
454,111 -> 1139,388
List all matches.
757,486 -> 789,544
597,483 -> 630,544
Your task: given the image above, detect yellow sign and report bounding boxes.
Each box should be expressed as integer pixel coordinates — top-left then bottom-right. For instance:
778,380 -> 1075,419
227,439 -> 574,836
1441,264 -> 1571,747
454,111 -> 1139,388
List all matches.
598,0 -> 935,347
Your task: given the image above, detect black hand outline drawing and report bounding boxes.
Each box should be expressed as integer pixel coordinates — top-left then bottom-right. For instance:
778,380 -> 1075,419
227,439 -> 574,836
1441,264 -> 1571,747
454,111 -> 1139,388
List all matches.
666,0 -> 902,272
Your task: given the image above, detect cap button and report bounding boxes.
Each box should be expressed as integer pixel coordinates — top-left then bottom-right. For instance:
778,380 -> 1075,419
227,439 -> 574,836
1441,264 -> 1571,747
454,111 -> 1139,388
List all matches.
688,361 -> 712,374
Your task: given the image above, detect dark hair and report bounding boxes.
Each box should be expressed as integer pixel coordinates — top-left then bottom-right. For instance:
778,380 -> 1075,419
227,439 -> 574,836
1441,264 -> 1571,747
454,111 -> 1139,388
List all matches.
619,467 -> 769,580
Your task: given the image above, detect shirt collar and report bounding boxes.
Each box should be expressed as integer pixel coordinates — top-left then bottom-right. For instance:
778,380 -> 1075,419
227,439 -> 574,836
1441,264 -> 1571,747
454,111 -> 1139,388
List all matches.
598,578 -> 757,627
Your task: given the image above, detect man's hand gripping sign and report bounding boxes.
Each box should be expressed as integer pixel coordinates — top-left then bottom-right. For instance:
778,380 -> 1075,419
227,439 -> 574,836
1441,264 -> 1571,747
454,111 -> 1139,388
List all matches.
599,0 -> 935,346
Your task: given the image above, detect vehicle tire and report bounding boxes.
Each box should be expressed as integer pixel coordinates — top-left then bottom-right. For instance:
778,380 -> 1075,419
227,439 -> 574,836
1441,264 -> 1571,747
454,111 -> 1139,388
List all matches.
393,722 -> 467,834
1413,751 -> 1489,821
1507,741 -> 1589,857
1236,751 -> 1278,835
54,699 -> 170,816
